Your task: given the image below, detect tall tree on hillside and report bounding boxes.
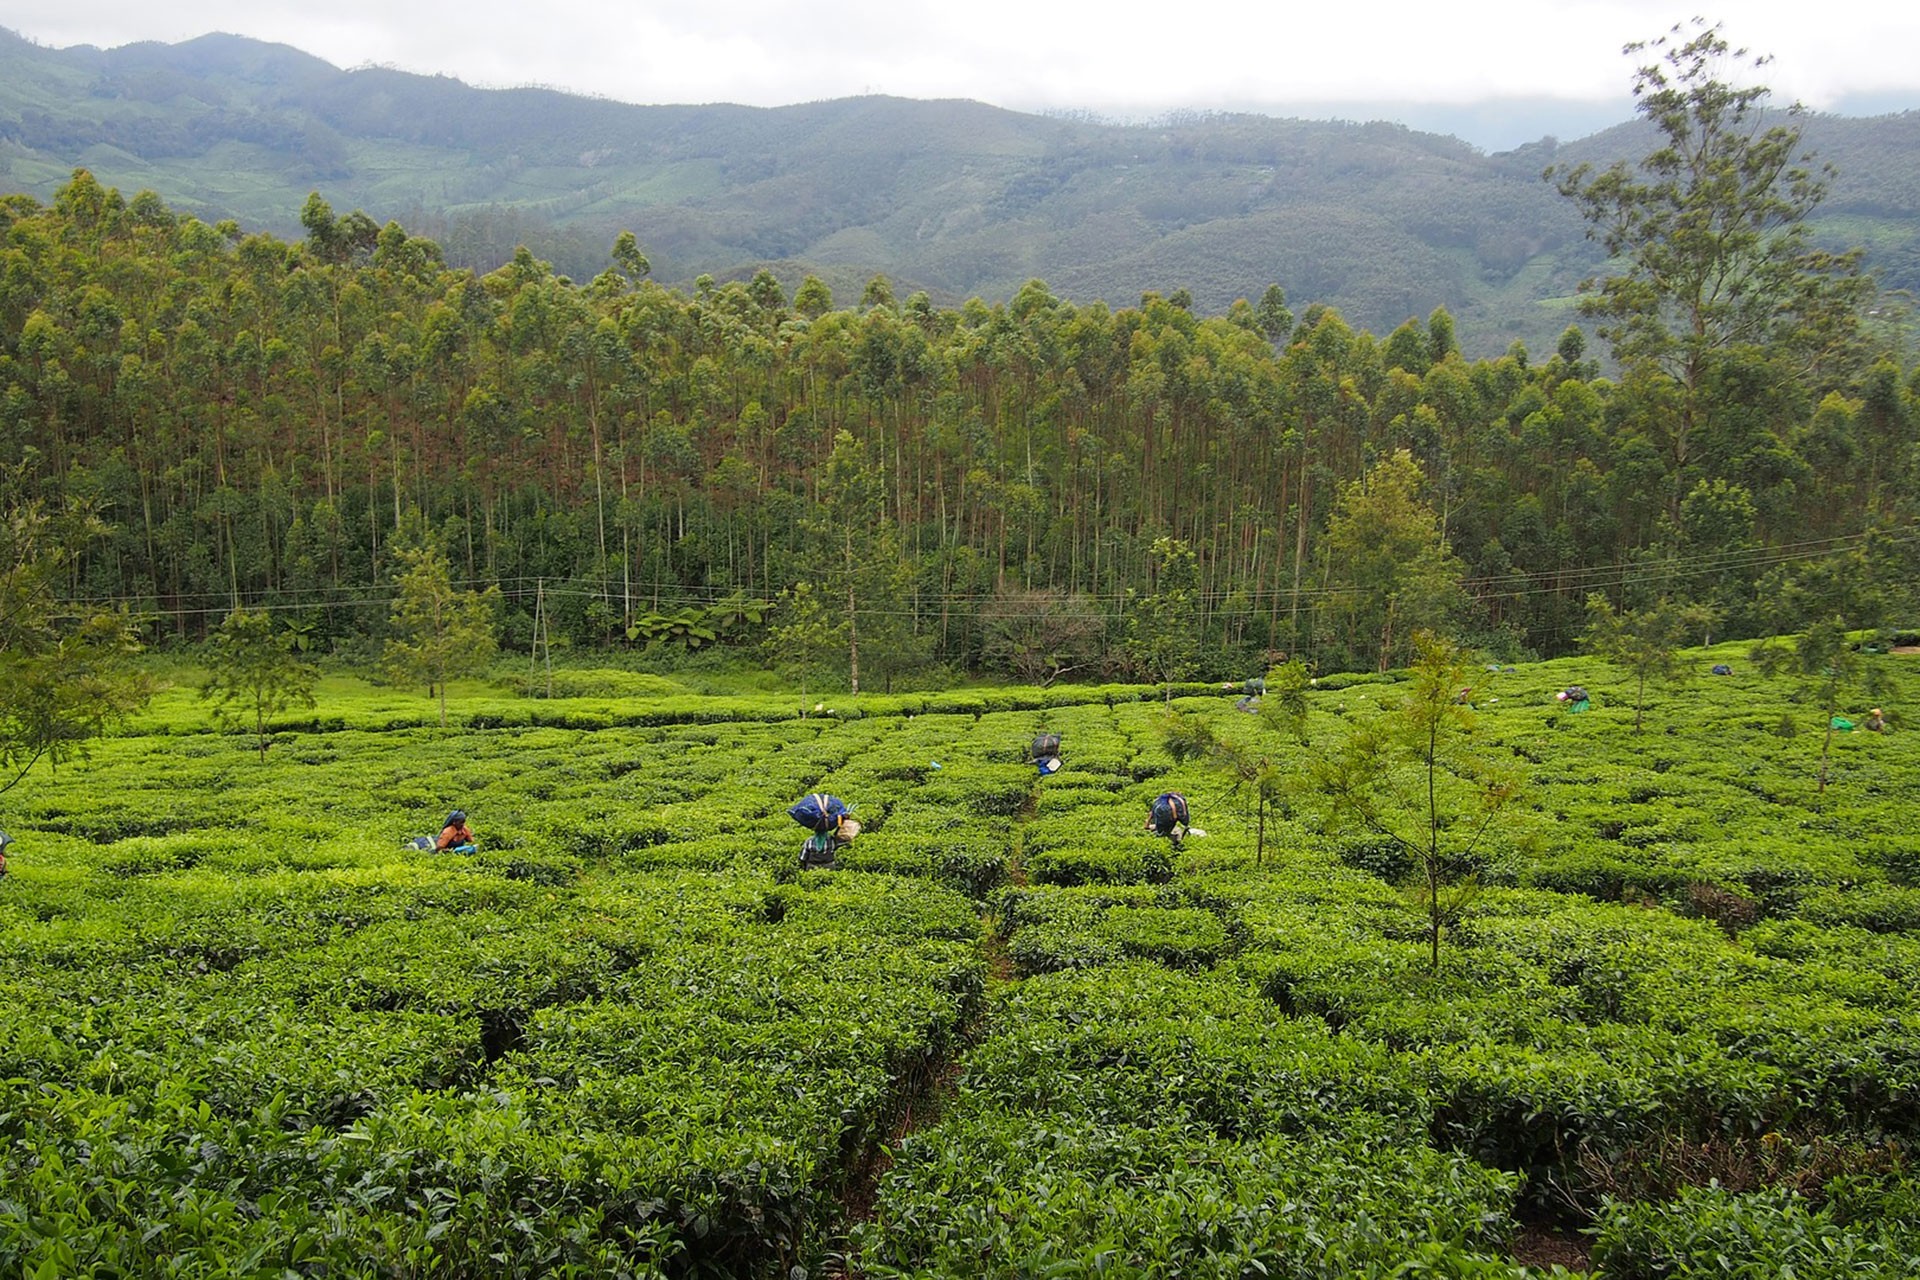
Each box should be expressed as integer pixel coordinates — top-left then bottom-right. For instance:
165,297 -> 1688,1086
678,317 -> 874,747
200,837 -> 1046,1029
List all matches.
1547,20 -> 1873,512
201,607 -> 319,760
1278,308 -> 1371,651
1256,284 -> 1293,345
1319,449 -> 1466,672
0,492 -> 156,796
381,522 -> 499,727
802,431 -> 926,695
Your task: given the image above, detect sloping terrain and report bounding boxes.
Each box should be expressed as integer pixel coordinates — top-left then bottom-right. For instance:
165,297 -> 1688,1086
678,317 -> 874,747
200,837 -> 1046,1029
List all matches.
2,27 -> 1917,356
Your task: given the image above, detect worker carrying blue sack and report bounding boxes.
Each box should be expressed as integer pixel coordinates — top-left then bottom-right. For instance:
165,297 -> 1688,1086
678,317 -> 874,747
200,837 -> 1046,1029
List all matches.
1145,792 -> 1203,850
789,793 -> 859,869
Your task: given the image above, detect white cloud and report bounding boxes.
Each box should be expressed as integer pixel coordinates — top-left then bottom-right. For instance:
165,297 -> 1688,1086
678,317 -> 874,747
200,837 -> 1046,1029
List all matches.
6,0 -> 1917,125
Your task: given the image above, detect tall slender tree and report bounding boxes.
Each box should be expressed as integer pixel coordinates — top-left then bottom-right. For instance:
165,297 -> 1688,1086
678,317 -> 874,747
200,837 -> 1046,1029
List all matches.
1300,633 -> 1521,969
1127,536 -> 1202,702
1548,20 -> 1873,511
1582,594 -> 1719,731
201,607 -> 319,760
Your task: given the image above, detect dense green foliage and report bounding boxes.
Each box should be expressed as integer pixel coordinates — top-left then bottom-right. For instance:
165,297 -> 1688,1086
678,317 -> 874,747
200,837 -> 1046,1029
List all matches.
6,650 -> 1920,1274
8,22 -> 1920,1273
3,168 -> 1915,686
199,604 -> 318,758
0,489 -> 155,793
5,29 -> 1920,358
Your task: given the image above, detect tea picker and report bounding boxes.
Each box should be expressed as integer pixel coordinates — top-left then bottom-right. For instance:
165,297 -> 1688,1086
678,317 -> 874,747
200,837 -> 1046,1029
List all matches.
1031,731 -> 1063,776
436,810 -> 476,852
0,829 -> 11,878
1225,676 -> 1265,712
789,792 -> 859,869
406,809 -> 476,853
1556,686 -> 1591,712
1144,792 -> 1203,850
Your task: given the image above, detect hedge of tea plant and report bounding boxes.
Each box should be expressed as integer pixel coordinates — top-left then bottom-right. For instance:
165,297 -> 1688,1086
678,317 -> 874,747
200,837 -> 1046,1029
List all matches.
0,852 -> 986,1274
1589,1180 -> 1920,1279
853,650 -> 1920,1277
851,964 -> 1553,1278
0,683 -> 1018,1275
7,648 -> 1920,1275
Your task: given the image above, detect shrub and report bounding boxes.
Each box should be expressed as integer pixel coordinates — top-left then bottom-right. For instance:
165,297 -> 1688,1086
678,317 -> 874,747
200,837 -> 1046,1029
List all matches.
1590,1183 -> 1920,1279
1797,884 -> 1920,934
1026,842 -> 1174,887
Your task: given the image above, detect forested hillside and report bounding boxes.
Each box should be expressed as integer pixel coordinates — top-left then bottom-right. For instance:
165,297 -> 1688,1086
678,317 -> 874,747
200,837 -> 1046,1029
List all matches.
3,162 -> 1915,686
3,28 -> 1918,358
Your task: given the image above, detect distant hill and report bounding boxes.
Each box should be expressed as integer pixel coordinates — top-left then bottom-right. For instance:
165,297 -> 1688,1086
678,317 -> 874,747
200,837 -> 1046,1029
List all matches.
3,27 -> 1918,358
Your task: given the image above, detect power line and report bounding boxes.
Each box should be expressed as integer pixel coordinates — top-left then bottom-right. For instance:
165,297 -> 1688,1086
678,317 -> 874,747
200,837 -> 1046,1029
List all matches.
52,524 -> 1909,625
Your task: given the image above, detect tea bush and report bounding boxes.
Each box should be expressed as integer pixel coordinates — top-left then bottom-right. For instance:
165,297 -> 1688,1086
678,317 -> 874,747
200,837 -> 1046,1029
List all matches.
0,835 -> 986,1275
855,1118 -> 1545,1280
10,650 -> 1920,1273
1589,1182 -> 1920,1279
851,964 -> 1550,1279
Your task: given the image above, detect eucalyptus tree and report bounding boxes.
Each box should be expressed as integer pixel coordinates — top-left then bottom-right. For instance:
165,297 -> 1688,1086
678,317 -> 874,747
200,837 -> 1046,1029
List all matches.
802,430 -> 923,695
1548,20 -> 1874,513
1277,307 -> 1372,649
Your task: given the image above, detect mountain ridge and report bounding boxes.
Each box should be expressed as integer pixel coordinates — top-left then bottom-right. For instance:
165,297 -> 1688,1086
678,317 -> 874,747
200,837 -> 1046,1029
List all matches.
3,26 -> 1918,357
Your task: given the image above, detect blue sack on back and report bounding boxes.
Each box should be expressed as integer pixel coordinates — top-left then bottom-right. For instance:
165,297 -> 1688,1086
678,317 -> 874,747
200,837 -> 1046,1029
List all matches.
788,793 -> 849,833
1149,792 -> 1189,833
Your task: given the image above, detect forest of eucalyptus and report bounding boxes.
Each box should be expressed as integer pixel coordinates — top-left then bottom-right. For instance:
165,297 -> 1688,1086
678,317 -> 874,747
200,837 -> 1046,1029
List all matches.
2,25 -> 1917,690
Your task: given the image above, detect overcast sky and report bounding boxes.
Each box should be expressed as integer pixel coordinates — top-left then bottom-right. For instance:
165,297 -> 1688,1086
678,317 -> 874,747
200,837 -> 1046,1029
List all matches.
5,1 -> 1918,150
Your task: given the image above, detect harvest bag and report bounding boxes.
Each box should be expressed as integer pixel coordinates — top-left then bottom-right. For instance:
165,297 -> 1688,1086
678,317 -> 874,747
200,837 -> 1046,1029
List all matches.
788,793 -> 850,833
1150,793 -> 1189,831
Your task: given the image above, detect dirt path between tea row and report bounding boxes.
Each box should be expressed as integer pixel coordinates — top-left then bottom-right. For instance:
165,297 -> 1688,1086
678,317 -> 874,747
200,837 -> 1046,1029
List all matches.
822,782 -> 1035,1277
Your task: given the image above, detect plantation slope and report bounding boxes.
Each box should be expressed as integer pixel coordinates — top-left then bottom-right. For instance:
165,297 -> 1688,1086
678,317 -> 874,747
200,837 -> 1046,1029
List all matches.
5,648 -> 1920,1275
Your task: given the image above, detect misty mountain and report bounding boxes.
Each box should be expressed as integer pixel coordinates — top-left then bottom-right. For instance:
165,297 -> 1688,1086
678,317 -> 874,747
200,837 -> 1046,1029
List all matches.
3,26 -> 1917,357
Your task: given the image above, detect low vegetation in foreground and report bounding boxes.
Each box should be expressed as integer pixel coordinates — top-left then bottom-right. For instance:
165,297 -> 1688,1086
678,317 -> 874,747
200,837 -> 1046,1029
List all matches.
4,646 -> 1920,1277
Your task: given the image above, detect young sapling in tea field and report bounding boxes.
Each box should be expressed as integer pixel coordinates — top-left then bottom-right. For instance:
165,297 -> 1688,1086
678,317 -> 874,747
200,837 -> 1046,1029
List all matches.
1298,632 -> 1521,968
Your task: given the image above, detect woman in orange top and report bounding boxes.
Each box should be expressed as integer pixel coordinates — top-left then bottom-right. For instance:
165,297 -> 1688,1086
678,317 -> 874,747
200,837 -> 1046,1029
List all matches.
436,810 -> 474,851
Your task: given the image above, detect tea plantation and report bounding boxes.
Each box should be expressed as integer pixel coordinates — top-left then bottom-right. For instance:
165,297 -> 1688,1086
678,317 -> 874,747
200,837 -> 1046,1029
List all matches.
4,650 -> 1920,1278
